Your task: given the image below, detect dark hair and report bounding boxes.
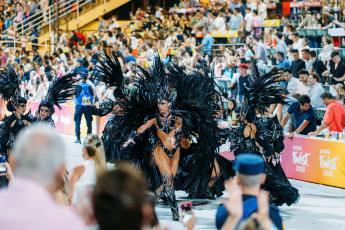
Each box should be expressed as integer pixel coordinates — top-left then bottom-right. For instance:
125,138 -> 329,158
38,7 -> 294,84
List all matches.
310,73 -> 320,82
320,92 -> 333,100
292,32 -> 299,37
302,49 -> 310,54
253,9 -> 258,15
284,68 -> 292,74
298,95 -> 311,105
227,99 -> 237,115
276,32 -> 283,40
228,9 -> 233,14
310,50 -> 317,57
253,36 -> 260,41
298,69 -> 309,75
127,46 -> 133,53
331,51 -> 340,58
276,51 -> 284,58
93,165 -> 147,230
234,8 -> 240,12
212,12 -> 218,17
290,48 -> 298,54
6,97 -> 27,112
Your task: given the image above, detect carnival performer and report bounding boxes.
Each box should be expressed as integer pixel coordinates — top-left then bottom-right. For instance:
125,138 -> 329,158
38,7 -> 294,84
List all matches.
93,53 -> 231,220
229,65 -> 300,206
33,74 -> 77,127
0,67 -> 33,186
89,52 -> 128,162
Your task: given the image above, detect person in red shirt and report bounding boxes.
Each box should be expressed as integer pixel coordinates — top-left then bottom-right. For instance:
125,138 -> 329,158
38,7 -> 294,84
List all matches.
308,92 -> 345,136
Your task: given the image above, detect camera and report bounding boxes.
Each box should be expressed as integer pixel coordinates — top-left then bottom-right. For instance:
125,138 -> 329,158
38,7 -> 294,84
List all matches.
0,154 -> 6,173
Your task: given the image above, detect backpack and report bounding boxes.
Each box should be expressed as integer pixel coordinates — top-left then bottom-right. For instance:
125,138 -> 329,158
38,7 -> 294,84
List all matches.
75,82 -> 93,107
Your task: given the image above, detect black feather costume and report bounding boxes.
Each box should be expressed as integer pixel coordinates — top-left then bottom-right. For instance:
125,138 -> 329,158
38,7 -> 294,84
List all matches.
0,67 -> 33,187
229,62 -> 299,206
94,54 -> 233,220
89,51 -> 128,162
33,74 -> 77,127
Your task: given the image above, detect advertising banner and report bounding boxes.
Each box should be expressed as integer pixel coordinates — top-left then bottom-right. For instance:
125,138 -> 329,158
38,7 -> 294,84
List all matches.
281,136 -> 345,189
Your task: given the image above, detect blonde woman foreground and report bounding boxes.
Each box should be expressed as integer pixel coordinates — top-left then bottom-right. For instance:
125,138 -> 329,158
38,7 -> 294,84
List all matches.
69,134 -> 107,205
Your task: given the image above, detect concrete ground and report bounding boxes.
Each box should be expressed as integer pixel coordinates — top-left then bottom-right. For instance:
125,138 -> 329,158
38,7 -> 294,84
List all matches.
63,134 -> 345,230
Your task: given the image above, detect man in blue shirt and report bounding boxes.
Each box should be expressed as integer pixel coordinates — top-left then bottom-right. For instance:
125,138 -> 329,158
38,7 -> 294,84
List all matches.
73,59 -> 89,77
196,27 -> 214,55
125,46 -> 136,64
215,154 -> 283,230
227,9 -> 239,31
281,95 -> 317,136
276,51 -> 290,69
275,32 -> 287,58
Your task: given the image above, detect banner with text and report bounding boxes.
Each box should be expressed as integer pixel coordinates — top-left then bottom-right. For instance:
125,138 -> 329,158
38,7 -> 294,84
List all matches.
281,136 -> 345,189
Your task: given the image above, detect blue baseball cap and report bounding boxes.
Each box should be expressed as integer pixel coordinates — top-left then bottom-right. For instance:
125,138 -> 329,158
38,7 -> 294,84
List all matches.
233,154 -> 264,175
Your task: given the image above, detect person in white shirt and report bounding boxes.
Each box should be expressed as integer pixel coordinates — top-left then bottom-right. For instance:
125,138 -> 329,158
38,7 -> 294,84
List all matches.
296,69 -> 311,96
244,8 -> 253,35
308,73 -> 325,108
284,69 -> 300,95
257,0 -> 267,20
213,12 -> 226,31
291,32 -> 303,54
302,49 -> 313,73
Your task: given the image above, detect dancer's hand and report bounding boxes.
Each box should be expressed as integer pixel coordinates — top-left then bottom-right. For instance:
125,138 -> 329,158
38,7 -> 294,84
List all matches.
223,178 -> 243,221
307,132 -> 317,137
122,138 -> 135,147
288,133 -> 294,138
274,152 -> 281,159
251,190 -> 275,230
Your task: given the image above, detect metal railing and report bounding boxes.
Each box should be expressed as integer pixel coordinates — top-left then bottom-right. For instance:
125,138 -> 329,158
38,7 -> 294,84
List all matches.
0,35 -> 50,55
3,0 -> 108,42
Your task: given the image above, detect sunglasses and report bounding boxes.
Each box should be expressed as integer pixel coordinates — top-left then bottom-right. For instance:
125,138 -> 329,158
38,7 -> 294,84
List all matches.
40,109 -> 49,113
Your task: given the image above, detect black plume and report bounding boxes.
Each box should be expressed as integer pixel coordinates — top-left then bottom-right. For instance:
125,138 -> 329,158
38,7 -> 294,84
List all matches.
94,51 -> 123,88
0,67 -> 20,101
44,74 -> 77,110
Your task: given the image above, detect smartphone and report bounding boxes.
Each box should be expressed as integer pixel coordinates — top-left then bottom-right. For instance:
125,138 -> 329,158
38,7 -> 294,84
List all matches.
180,201 -> 193,224
0,154 -> 6,173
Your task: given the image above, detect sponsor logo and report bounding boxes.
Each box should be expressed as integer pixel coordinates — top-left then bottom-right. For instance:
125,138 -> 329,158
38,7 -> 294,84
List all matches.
320,149 -> 339,178
292,146 -> 310,173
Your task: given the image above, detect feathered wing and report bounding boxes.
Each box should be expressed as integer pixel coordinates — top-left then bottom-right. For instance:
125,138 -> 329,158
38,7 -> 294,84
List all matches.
167,63 -> 221,198
94,51 -> 124,88
0,67 -> 20,101
45,74 -> 77,110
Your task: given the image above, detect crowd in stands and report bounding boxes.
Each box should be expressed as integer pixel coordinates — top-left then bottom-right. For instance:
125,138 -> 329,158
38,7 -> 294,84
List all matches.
0,1 -> 345,131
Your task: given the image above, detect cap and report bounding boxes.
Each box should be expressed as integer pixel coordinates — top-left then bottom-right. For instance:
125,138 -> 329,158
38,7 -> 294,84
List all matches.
238,63 -> 248,69
233,154 -> 264,175
77,58 -> 84,63
90,59 -> 97,63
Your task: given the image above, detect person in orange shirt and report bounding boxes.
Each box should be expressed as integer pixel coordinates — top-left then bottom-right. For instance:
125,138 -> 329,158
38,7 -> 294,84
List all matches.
308,92 -> 345,136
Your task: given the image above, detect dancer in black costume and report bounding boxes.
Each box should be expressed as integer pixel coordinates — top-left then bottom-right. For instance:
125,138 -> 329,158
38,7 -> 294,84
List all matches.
0,67 -> 33,186
33,74 -> 77,127
229,64 -> 299,206
92,53 -> 234,220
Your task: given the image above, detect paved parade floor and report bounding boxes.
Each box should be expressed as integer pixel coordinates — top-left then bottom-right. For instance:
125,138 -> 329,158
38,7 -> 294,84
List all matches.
63,134 -> 345,230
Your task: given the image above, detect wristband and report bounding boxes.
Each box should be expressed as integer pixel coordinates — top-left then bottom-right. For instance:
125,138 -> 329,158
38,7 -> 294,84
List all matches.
293,132 -> 296,135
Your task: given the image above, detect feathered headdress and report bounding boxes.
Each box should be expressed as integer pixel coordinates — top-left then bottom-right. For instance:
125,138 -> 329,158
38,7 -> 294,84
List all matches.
240,60 -> 289,119
94,51 -> 125,99
39,74 -> 77,114
135,54 -> 174,102
0,67 -> 24,112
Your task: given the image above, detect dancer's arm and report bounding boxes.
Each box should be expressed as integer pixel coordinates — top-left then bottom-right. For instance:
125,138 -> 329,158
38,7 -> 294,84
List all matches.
123,118 -> 156,147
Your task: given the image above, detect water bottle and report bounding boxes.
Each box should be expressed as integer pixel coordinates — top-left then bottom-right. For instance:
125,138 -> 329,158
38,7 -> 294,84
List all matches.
325,128 -> 330,139
340,128 -> 345,141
